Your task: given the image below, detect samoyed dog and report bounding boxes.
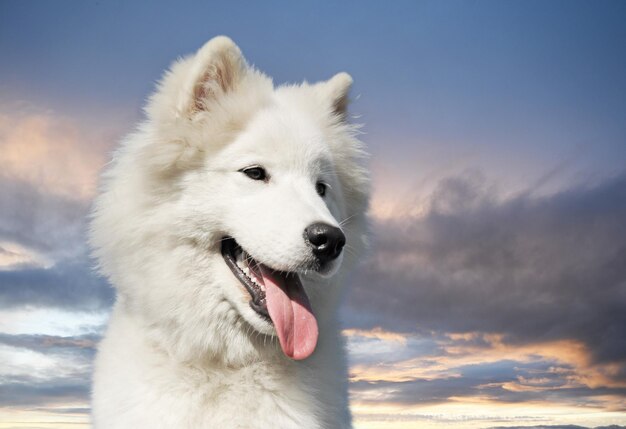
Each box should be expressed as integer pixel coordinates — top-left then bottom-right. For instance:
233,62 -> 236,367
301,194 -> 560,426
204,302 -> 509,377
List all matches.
89,36 -> 369,429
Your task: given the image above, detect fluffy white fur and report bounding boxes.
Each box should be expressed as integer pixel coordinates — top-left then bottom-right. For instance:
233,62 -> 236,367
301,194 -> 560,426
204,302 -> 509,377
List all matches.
89,36 -> 369,429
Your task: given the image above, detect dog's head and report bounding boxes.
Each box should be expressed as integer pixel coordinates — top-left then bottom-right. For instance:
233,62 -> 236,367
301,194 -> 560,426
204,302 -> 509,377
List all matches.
90,37 -> 369,363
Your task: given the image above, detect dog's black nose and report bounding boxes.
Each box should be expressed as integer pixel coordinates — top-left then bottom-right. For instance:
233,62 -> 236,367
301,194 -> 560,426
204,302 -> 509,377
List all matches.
305,223 -> 346,264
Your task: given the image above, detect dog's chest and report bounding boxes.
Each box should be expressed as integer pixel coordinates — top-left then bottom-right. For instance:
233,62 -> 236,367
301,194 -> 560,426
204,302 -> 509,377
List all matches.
139,360 -> 327,429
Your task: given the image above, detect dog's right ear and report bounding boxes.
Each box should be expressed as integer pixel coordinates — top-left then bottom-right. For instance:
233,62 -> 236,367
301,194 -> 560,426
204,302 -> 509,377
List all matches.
176,36 -> 248,116
147,36 -> 248,122
141,37 -> 249,177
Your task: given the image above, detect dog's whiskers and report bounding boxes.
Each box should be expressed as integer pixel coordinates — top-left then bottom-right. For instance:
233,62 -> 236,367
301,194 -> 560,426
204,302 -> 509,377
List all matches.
339,213 -> 357,227
343,243 -> 358,257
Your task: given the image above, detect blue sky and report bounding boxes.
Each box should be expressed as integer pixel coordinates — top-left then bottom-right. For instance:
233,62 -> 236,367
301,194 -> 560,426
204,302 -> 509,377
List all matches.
3,0 -> 625,202
1,1 -> 626,428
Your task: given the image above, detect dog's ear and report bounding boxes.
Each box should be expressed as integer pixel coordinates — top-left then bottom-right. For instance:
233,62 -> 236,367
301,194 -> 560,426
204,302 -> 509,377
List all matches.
316,72 -> 353,120
148,36 -> 248,121
141,37 -> 250,178
178,36 -> 247,115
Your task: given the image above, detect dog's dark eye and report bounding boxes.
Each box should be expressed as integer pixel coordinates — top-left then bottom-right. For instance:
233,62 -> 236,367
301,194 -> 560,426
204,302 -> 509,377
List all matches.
240,166 -> 267,181
316,182 -> 327,197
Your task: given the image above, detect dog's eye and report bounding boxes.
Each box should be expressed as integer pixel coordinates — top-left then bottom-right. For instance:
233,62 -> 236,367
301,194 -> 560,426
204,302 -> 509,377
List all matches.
240,166 -> 267,181
316,182 -> 327,197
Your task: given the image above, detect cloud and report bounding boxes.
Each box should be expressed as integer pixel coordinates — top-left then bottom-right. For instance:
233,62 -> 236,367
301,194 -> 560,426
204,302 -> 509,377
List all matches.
0,174 -> 89,263
0,123 -> 113,311
488,426 -> 626,429
343,327 -> 408,344
350,365 -> 626,408
345,329 -> 626,421
343,173 -> 626,417
0,257 -> 113,311
353,412 -> 550,424
1,103 -> 624,422
0,104 -> 120,268
0,333 -> 96,411
0,243 -> 42,269
0,333 -> 98,359
0,378 -> 89,407
0,108 -> 110,199
346,172 -> 626,374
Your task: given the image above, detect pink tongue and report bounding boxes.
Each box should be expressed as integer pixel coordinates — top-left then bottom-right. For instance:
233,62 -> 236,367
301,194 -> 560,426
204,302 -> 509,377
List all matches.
260,266 -> 318,360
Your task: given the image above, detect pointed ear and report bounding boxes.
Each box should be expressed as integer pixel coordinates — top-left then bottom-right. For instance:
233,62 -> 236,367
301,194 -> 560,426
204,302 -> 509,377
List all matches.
178,36 -> 247,115
141,37 -> 249,177
317,72 -> 353,119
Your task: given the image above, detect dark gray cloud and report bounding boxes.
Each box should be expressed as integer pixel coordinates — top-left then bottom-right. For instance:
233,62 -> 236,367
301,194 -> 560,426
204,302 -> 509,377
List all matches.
0,257 -> 113,310
346,172 -> 626,369
0,174 -> 113,310
351,377 -> 477,405
0,174 -> 89,261
0,378 -> 89,408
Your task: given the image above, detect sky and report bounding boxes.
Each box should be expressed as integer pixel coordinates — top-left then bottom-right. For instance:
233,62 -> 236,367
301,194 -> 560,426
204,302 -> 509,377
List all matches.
1,1 -> 626,428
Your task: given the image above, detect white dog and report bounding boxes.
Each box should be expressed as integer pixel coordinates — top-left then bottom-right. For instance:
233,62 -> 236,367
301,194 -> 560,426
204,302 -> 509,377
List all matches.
89,36 -> 369,429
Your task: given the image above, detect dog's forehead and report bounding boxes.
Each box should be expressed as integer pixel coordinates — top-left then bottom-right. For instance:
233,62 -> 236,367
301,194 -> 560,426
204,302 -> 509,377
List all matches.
225,103 -> 333,164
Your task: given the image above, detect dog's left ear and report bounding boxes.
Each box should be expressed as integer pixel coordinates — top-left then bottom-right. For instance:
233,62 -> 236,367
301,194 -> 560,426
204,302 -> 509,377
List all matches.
317,72 -> 353,120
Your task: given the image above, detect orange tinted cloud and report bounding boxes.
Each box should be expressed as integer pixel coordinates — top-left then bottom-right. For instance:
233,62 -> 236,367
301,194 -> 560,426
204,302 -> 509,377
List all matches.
348,330 -> 626,427
0,241 -> 50,270
349,331 -> 626,390
0,110 -> 108,199
440,333 -> 626,390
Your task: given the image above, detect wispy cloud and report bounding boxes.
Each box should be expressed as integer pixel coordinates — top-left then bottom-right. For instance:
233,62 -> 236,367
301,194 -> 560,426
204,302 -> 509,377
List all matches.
0,333 -> 98,359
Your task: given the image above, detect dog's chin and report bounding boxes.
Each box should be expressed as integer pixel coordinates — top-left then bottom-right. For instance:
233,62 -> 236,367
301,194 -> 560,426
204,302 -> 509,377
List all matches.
237,299 -> 276,337
314,253 -> 343,278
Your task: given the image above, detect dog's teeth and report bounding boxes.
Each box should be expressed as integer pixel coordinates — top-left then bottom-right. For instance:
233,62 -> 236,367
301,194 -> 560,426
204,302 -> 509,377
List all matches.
230,246 -> 267,291
251,276 -> 264,289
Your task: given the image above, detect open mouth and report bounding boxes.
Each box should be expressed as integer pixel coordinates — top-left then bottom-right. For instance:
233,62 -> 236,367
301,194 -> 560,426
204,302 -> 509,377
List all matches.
221,237 -> 319,360
221,237 -> 271,319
